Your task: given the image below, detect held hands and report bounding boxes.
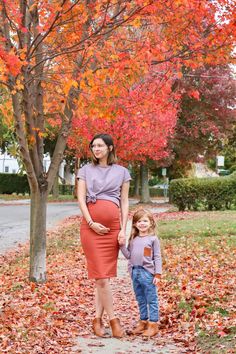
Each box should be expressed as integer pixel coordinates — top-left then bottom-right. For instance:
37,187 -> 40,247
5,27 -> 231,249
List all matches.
118,230 -> 126,246
153,274 -> 161,286
90,222 -> 110,235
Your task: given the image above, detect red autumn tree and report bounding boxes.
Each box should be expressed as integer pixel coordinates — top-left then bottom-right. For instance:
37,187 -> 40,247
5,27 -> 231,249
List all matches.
167,65 -> 236,178
68,66 -> 178,201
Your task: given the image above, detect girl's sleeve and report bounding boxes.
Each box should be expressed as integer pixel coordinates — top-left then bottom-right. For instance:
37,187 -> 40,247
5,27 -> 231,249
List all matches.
153,238 -> 162,274
119,244 -> 131,259
77,164 -> 87,180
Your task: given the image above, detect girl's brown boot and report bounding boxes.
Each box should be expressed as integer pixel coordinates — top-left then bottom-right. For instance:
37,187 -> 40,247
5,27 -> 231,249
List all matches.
109,318 -> 124,338
131,320 -> 148,334
142,321 -> 158,337
92,318 -> 106,337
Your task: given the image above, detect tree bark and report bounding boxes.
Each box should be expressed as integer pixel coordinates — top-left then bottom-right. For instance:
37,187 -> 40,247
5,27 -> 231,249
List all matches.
73,157 -> 80,198
29,187 -> 47,282
140,163 -> 151,203
52,174 -> 59,199
134,165 -> 140,197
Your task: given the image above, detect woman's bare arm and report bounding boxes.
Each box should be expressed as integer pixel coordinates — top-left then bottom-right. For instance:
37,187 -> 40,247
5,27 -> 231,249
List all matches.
77,179 -> 93,223
118,181 -> 130,242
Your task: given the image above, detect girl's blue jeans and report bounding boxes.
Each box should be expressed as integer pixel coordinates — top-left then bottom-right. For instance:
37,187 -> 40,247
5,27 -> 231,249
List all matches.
132,266 -> 159,322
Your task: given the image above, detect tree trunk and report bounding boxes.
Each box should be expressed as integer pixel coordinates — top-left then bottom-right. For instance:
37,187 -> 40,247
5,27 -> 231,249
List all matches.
140,163 -> 151,203
134,166 -> 140,197
52,174 -> 59,199
73,157 -> 80,198
29,188 -> 47,283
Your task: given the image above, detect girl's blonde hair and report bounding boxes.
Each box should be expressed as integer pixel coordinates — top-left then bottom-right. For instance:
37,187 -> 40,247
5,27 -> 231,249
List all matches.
129,208 -> 156,242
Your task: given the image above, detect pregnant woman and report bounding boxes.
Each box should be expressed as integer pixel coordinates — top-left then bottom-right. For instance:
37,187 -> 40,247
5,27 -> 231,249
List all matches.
77,133 -> 131,338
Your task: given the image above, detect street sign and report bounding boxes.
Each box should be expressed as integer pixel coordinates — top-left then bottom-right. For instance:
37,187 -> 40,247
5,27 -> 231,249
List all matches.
162,168 -> 167,176
216,156 -> 224,167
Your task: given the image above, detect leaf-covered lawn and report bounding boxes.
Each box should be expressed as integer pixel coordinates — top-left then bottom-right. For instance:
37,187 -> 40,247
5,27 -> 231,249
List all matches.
0,212 -> 235,353
157,210 -> 236,240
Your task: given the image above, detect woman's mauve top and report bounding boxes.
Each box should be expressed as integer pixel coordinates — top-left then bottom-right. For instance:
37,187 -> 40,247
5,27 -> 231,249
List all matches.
77,163 -> 131,207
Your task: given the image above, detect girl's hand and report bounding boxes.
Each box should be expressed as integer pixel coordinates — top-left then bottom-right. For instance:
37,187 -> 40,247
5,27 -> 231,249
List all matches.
153,274 -> 161,286
91,222 -> 110,235
118,230 -> 126,246
118,236 -> 126,246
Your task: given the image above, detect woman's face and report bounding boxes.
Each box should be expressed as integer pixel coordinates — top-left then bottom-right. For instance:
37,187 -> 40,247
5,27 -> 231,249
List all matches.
90,138 -> 111,161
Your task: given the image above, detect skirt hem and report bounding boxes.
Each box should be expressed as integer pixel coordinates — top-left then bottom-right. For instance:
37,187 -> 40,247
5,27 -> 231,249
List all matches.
88,273 -> 117,280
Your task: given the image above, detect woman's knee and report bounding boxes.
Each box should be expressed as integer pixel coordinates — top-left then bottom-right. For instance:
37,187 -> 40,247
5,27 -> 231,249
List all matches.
96,278 -> 108,288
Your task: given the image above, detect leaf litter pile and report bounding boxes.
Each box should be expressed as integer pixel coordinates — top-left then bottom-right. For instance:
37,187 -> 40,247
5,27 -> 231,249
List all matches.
0,212 -> 235,353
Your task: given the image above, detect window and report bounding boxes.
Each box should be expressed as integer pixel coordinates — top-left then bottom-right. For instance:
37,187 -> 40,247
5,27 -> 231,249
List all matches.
4,166 -> 9,173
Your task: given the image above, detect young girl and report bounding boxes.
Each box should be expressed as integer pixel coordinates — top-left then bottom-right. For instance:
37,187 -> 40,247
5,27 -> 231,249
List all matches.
119,209 -> 162,337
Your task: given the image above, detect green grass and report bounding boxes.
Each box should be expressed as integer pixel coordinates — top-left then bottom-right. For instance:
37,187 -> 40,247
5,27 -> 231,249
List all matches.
48,194 -> 76,202
0,194 -> 30,200
178,299 -> 193,313
0,194 -> 76,202
196,327 -> 236,353
158,211 -> 236,240
206,306 -> 230,317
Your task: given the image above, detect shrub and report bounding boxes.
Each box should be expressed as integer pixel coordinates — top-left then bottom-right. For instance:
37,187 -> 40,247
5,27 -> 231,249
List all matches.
0,173 -> 30,194
169,173 -> 236,211
148,176 -> 161,186
58,184 -> 74,195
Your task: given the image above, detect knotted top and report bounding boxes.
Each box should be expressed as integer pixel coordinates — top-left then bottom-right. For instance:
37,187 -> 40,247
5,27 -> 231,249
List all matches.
77,163 -> 131,207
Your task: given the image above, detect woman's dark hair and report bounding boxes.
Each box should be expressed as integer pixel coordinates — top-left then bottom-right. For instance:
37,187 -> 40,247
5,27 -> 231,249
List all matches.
89,133 -> 117,165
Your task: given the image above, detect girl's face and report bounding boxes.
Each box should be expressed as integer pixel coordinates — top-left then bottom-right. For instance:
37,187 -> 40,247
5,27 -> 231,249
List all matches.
90,138 -> 110,161
135,215 -> 152,236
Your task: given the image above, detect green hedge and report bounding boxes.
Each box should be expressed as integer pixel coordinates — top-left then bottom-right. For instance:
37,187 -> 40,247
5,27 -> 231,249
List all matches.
129,187 -> 167,198
0,173 -> 30,194
58,184 -> 74,195
169,173 -> 236,211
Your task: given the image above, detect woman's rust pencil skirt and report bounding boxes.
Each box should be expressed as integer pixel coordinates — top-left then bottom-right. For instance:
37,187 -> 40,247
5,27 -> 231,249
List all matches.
80,200 -> 120,279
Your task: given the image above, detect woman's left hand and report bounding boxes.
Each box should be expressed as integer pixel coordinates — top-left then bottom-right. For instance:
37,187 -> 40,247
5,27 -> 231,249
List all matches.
118,230 -> 126,246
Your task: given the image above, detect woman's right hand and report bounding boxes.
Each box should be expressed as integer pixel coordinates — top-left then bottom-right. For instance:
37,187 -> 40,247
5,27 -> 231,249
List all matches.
91,222 -> 110,235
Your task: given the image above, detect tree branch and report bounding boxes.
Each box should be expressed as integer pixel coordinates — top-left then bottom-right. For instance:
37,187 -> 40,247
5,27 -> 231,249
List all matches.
12,92 -> 38,190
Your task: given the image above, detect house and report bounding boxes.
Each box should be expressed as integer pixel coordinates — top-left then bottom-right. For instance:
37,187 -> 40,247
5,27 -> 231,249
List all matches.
0,152 -> 20,174
0,151 -> 75,184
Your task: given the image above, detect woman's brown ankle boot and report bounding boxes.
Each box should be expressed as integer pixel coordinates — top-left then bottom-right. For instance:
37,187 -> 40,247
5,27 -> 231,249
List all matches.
110,318 -> 124,338
92,318 -> 106,337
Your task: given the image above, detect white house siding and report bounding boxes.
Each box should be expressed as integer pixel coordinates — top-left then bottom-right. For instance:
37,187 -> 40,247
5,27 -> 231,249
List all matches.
0,152 -> 75,185
0,152 -> 20,173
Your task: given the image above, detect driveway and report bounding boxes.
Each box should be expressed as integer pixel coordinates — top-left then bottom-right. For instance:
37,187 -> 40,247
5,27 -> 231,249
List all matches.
0,201 -> 80,254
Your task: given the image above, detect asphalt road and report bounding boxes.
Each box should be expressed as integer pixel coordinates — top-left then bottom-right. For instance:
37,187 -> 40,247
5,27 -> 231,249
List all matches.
0,201 -> 81,255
